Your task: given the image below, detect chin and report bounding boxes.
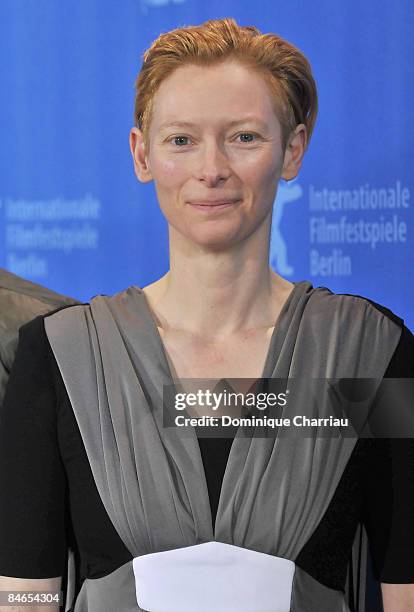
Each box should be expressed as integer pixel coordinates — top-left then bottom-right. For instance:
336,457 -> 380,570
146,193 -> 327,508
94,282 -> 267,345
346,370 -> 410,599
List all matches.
183,229 -> 241,251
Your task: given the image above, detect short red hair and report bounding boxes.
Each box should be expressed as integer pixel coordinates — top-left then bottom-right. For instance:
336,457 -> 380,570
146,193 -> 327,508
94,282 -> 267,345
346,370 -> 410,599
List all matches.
134,17 -> 318,151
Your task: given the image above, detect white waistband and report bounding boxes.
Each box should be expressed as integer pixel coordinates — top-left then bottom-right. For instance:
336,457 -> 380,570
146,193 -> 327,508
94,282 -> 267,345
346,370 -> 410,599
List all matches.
132,541 -> 295,612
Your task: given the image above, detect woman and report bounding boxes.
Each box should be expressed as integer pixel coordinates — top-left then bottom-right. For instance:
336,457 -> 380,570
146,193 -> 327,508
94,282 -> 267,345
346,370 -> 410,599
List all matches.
0,17 -> 413,612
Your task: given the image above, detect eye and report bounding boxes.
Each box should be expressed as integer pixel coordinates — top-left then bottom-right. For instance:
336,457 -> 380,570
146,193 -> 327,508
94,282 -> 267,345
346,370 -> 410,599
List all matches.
170,136 -> 191,147
236,132 -> 257,143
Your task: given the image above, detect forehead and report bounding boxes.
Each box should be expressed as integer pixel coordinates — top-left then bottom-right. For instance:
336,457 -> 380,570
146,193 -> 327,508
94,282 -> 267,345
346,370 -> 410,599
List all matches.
150,60 -> 280,132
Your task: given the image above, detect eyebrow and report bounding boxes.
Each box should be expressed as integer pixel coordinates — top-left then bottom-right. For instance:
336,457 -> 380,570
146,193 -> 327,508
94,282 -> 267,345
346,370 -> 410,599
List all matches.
158,118 -> 268,131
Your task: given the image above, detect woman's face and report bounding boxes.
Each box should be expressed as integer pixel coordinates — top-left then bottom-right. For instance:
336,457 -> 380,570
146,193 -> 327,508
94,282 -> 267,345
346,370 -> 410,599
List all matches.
130,59 -> 305,250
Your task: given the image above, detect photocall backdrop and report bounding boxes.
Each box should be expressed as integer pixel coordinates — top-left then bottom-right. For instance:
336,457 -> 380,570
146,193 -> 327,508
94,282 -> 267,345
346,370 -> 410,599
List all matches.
0,1 -> 412,330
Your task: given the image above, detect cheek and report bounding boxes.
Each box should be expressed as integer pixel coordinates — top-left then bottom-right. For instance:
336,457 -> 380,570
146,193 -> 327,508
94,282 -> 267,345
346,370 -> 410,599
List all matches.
236,155 -> 282,209
234,149 -> 283,183
241,161 -> 280,193
161,159 -> 176,175
151,158 -> 185,187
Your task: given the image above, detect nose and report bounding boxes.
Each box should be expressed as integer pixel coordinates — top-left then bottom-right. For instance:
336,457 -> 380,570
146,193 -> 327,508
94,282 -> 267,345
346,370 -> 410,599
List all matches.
196,141 -> 231,187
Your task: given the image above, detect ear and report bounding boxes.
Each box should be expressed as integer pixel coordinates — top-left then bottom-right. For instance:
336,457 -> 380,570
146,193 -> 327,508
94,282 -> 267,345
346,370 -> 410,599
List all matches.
281,124 -> 307,181
129,127 -> 153,183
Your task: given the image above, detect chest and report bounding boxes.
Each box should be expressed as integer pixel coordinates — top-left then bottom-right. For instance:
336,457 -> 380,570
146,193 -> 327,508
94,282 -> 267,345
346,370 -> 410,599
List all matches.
158,326 -> 275,381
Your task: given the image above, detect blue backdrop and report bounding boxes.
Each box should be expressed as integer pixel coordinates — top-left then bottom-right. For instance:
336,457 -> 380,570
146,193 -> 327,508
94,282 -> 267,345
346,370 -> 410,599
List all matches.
0,0 -> 412,330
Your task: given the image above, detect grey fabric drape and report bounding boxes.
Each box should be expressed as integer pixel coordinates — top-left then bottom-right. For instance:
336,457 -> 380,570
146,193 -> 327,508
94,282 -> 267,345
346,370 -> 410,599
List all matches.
45,281 -> 402,611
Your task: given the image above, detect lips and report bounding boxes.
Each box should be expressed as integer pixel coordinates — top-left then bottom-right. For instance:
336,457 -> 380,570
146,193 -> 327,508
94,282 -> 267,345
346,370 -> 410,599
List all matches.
189,199 -> 240,207
189,200 -> 240,212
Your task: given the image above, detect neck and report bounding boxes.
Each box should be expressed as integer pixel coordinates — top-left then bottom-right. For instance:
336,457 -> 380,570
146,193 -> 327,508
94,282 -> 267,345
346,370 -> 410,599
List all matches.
142,226 -> 294,338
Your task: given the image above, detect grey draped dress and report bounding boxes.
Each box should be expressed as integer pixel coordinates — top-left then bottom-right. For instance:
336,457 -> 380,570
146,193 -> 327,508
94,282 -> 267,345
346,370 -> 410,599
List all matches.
44,280 -> 401,611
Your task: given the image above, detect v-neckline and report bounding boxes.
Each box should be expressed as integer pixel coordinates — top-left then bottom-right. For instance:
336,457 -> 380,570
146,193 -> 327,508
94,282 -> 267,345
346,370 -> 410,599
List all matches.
136,281 -> 301,384
131,280 -> 309,536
